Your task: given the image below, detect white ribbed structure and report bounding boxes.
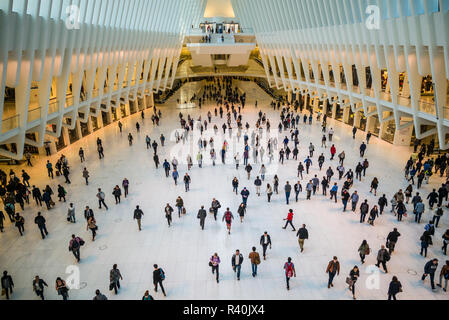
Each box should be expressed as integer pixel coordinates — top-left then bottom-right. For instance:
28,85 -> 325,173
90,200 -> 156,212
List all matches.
0,0 -> 206,159
232,0 -> 449,148
1,0 -> 449,159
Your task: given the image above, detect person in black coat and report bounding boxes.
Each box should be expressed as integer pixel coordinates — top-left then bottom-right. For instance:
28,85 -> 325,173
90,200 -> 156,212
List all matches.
1,271 -> 14,300
32,186 -> 43,206
386,228 -> 401,254
34,212 -> 49,239
422,259 -> 439,290
153,264 -> 166,296
388,276 -> 402,300
378,194 -> 388,215
197,206 -> 207,230
32,276 -> 48,300
427,189 -> 439,209
296,224 -> 309,253
260,232 -> 272,260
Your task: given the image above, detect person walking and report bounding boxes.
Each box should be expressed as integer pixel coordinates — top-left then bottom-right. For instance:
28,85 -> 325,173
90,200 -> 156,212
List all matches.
381,234 -> 396,259
421,259 -> 439,290
14,213 -> 25,236
283,209 -> 296,231
211,198 -> 221,221
232,178 -> 239,195
111,186 -> 121,204
376,245 -> 390,273
172,169 -> 179,185
82,168 -> 89,185
237,203 -> 246,223
133,205 -> 144,231
245,163 -> 253,180
284,257 -> 296,290
69,234 -> 84,262
87,215 -> 97,241
388,276 -> 403,300
254,176 -> 262,196
209,253 -> 221,283
32,275 -> 48,300
1,271 -> 14,300
241,188 -> 250,206
34,212 -> 49,239
55,277 -> 69,300
122,178 -> 129,197
442,229 -> 449,255
232,250 -> 244,281
97,188 -> 109,210
420,231 -> 432,257
65,203 -> 75,224
326,256 -> 340,288
93,289 -> 108,300
248,247 -> 261,277
109,264 -> 123,295
358,240 -> 370,264
222,208 -> 234,234
164,204 -> 174,227
347,266 -> 360,300
32,185 -> 43,207
184,173 -> 191,192
197,206 -> 207,230
285,181 -> 292,204
360,200 -> 369,223
260,232 -> 272,260
175,196 -> 184,218
296,224 -> 308,253
415,200 -> 425,223
436,260 -> 449,292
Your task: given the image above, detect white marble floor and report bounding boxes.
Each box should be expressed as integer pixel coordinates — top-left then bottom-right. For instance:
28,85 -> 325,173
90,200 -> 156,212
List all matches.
0,81 -> 448,300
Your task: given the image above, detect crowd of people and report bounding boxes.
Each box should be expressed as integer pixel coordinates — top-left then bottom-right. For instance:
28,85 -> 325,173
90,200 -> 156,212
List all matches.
0,77 -> 448,300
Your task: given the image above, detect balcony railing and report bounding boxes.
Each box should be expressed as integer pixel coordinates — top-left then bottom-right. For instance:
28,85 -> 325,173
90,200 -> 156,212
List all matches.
27,107 -> 41,123
1,115 -> 19,134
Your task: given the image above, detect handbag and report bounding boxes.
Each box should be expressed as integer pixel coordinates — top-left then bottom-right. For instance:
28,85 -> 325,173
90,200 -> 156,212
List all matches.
209,261 -> 213,267
346,277 -> 353,286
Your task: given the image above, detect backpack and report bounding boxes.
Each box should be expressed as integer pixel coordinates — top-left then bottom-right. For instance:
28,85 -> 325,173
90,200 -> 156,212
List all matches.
71,239 -> 80,250
285,262 -> 293,278
225,212 -> 232,222
160,269 -> 165,280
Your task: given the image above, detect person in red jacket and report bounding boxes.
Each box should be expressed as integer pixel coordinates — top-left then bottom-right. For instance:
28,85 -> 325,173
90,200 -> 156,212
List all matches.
283,209 -> 296,231
330,145 -> 337,160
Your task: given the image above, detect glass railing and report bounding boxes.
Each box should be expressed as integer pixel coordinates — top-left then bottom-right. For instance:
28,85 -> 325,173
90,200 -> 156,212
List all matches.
65,96 -> 74,107
27,107 -> 41,123
48,100 -> 59,114
444,107 -> 449,120
418,100 -> 436,116
1,114 -> 19,134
